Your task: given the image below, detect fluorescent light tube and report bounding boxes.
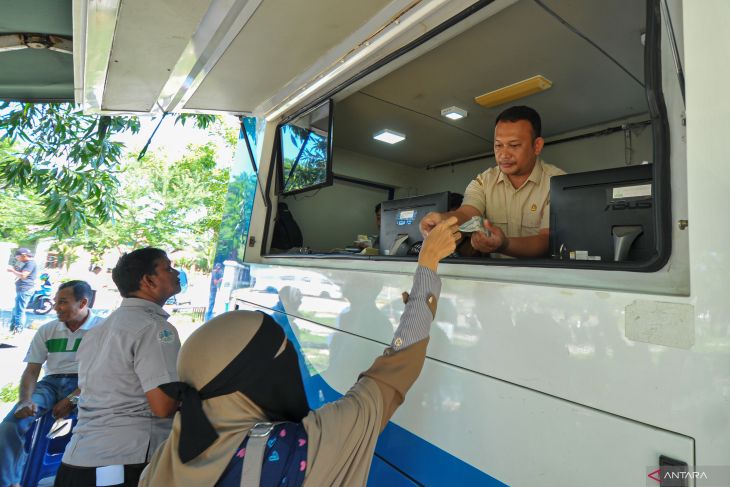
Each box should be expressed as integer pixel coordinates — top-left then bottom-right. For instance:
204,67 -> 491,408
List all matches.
474,75 -> 552,108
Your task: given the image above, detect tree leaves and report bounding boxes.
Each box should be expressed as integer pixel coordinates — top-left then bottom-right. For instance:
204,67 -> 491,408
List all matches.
0,102 -> 136,237
0,102 -> 221,239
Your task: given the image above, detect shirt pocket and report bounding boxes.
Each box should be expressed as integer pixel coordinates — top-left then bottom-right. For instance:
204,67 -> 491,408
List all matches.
522,202 -> 542,229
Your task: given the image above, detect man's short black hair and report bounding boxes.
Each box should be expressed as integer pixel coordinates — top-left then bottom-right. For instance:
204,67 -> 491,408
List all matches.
112,247 -> 168,298
375,203 -> 381,214
58,280 -> 93,302
495,105 -> 542,140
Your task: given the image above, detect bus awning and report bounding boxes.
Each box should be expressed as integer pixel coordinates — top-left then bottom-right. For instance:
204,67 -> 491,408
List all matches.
0,0 -> 74,102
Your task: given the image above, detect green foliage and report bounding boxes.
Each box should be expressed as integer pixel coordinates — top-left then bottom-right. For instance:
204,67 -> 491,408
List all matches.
0,185 -> 49,243
280,125 -> 328,194
215,171 -> 258,261
64,142 -> 230,266
0,103 -> 140,237
0,102 -> 222,238
0,383 -> 19,404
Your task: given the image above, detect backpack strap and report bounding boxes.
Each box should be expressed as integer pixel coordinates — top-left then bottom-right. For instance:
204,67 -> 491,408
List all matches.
240,422 -> 277,487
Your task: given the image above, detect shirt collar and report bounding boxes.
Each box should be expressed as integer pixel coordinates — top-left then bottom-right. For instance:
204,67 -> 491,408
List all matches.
120,297 -> 170,318
54,310 -> 99,333
496,158 -> 544,186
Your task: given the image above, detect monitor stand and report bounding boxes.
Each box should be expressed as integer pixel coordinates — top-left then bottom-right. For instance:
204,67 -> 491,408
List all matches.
612,225 -> 643,262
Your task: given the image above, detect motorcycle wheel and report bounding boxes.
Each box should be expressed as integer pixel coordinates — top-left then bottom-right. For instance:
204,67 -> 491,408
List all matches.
34,297 -> 54,315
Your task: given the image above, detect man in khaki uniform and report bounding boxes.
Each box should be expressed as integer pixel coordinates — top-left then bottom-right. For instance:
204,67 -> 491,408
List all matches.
420,105 -> 565,258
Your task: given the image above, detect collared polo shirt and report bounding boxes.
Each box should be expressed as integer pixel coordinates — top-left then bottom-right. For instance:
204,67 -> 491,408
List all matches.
62,298 -> 181,467
463,159 -> 565,237
24,312 -> 104,374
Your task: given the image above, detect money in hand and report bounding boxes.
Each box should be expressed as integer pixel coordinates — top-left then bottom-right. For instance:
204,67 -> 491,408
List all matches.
458,216 -> 491,236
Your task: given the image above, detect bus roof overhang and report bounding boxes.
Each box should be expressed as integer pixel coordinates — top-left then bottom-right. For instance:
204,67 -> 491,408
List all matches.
74,0 -> 494,118
0,0 -> 74,102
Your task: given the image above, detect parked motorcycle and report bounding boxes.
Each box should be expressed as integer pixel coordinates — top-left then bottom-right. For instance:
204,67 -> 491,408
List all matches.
26,273 -> 54,315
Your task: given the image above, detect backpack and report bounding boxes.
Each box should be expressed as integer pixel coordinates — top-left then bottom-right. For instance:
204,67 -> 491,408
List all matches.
271,202 -> 303,250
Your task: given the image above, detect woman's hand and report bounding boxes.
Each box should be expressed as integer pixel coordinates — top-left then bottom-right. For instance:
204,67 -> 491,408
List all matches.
418,217 -> 460,271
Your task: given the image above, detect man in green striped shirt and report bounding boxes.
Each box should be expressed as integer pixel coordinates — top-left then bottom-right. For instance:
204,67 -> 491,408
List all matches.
0,280 -> 103,487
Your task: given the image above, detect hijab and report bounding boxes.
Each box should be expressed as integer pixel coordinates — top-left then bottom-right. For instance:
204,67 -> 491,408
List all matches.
139,311 -> 308,485
140,310 -> 387,487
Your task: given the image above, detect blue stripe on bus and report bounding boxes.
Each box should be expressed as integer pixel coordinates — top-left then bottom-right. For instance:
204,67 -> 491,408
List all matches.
268,312 -> 506,486
292,348 -> 505,486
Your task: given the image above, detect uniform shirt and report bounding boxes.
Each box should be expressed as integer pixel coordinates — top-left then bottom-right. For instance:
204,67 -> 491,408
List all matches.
15,259 -> 37,292
24,313 -> 104,374
62,298 -> 181,467
462,159 -> 565,237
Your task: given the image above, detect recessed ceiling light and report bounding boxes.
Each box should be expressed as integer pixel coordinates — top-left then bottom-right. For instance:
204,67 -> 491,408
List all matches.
373,129 -> 405,144
441,106 -> 468,120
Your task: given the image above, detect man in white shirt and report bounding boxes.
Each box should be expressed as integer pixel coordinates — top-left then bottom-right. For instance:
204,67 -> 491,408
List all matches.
0,280 -> 102,487
56,248 -> 181,487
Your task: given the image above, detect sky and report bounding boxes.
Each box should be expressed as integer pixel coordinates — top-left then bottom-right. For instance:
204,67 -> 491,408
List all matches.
113,113 -> 240,168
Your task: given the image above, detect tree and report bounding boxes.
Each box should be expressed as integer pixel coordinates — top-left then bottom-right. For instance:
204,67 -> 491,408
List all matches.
0,102 -> 216,237
65,141 -> 231,267
0,191 -> 49,244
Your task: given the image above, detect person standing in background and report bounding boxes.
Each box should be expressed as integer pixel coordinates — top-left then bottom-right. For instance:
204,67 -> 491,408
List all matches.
7,248 -> 38,334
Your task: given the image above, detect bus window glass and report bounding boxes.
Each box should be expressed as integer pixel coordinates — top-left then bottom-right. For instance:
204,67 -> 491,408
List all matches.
207,117 -> 263,318
278,100 -> 333,195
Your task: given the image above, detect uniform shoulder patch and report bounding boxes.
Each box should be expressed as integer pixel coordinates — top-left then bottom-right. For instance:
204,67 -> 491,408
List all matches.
158,329 -> 175,344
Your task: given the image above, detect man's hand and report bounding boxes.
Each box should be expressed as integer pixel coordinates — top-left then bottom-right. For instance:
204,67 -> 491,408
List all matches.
14,400 -> 37,419
6,266 -> 14,273
419,211 -> 444,238
418,217 -> 461,271
470,220 -> 509,254
52,397 -> 76,419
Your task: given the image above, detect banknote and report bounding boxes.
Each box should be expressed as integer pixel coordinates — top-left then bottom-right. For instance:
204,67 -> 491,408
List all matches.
458,216 -> 491,236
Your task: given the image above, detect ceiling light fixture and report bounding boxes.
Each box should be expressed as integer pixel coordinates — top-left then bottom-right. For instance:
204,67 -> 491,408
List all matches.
474,75 -> 552,108
374,129 -> 405,144
441,106 -> 468,120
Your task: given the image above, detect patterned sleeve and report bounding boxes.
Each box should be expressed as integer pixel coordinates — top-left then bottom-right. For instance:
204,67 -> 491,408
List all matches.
390,266 -> 441,351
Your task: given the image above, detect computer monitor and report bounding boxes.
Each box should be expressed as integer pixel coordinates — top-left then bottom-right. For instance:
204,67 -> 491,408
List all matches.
549,164 -> 655,263
380,192 -> 449,256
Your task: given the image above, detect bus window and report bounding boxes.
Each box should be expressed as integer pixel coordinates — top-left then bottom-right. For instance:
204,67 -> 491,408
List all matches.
267,0 -> 675,272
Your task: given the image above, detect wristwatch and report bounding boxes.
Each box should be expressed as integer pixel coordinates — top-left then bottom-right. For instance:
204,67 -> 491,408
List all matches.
67,394 -> 79,405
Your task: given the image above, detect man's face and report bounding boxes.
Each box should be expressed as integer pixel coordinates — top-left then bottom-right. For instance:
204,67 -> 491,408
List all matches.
493,120 -> 543,178
54,287 -> 87,324
149,257 -> 181,300
16,254 -> 30,263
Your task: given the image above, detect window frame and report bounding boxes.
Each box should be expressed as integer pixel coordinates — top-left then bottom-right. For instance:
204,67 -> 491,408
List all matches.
276,99 -> 335,197
262,0 -> 672,273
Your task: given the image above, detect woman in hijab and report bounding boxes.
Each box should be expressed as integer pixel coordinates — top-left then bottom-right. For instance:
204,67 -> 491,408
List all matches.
139,217 -> 460,486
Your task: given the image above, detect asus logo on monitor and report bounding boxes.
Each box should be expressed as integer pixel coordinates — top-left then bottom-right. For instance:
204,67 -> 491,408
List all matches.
604,201 -> 652,211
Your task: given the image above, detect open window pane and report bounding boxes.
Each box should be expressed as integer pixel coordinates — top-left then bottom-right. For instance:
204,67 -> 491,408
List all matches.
278,100 -> 333,195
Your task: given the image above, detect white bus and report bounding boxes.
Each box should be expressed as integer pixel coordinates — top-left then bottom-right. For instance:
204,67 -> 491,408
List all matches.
71,0 -> 726,485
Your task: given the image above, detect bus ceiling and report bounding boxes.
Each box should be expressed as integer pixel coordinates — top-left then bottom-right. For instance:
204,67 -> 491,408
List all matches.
0,0 -> 74,102
70,0 -> 652,138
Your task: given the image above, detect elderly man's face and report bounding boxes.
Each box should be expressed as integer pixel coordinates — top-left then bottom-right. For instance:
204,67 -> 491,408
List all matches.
493,119 -> 543,178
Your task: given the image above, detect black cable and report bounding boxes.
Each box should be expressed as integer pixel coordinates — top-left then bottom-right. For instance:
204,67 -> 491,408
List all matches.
532,0 -> 644,88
